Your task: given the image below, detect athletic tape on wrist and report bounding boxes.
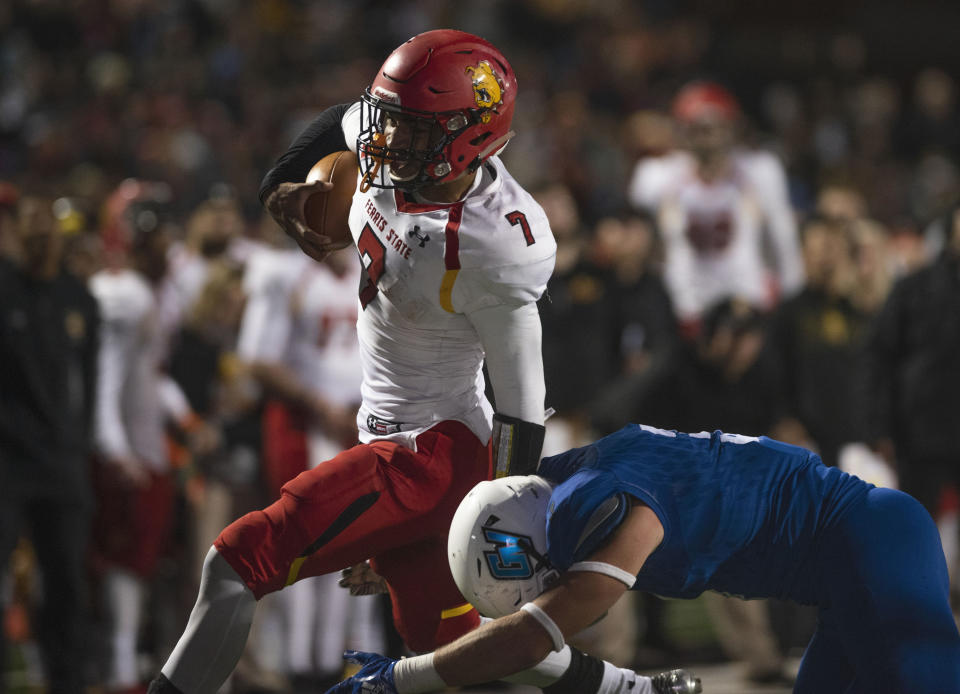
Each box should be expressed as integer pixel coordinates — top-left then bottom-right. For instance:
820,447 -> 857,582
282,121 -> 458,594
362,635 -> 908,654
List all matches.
521,602 -> 565,652
568,561 -> 637,588
392,653 -> 446,693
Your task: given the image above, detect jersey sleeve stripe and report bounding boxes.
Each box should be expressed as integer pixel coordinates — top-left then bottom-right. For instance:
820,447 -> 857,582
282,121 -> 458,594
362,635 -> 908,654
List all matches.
443,203 -> 464,270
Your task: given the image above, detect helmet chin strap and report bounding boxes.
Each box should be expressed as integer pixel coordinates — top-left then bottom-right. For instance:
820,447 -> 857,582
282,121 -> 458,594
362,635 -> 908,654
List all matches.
467,130 -> 517,173
359,132 -> 388,193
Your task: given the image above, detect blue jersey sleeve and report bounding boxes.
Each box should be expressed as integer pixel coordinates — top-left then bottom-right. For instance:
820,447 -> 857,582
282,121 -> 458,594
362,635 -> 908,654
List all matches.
545,469 -> 632,570
539,442 -> 599,484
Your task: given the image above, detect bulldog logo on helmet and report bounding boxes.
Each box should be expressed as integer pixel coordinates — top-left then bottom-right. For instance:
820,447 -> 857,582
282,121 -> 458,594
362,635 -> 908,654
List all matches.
465,61 -> 503,122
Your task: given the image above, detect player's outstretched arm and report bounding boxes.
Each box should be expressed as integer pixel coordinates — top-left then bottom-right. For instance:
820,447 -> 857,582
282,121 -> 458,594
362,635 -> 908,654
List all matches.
431,504 -> 663,688
326,504 -> 677,694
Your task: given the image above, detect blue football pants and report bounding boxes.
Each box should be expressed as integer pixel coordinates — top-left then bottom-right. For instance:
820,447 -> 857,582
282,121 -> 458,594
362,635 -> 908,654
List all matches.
795,487 -> 960,693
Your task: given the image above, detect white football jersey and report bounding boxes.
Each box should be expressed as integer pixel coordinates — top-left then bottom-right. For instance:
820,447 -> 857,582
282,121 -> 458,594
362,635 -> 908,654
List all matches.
238,246 -> 363,406
628,149 -> 803,321
343,152 -> 556,449
89,269 -> 168,471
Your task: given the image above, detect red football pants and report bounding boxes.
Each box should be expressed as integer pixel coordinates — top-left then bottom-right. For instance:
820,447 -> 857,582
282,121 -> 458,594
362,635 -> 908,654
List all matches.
92,462 -> 174,578
215,420 -> 490,652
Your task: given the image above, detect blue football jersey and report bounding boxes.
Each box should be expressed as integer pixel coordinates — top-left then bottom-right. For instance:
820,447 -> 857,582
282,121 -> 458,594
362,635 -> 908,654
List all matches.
539,424 -> 872,603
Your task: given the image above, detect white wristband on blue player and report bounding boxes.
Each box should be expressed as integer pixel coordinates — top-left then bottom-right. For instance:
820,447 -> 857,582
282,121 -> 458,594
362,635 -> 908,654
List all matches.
520,602 -> 565,652
568,561 -> 637,588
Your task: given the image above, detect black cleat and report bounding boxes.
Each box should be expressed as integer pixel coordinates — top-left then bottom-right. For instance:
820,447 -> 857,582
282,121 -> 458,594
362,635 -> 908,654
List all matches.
651,668 -> 703,694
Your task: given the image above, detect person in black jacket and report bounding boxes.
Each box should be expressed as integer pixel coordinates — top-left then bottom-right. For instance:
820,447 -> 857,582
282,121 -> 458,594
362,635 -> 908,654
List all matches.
766,215 -> 876,468
0,195 -> 100,694
865,202 -> 960,528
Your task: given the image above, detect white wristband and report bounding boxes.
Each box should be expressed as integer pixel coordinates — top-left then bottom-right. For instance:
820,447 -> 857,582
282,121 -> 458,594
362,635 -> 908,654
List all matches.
520,602 -> 565,652
569,561 -> 637,588
392,653 -> 446,694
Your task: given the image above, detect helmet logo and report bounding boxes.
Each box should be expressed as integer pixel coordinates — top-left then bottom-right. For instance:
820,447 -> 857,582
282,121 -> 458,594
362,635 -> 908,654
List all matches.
482,527 -> 534,579
373,86 -> 400,105
465,61 -> 503,123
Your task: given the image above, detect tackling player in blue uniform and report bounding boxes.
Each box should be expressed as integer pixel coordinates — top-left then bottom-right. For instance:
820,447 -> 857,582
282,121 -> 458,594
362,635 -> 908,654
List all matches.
329,424 -> 960,693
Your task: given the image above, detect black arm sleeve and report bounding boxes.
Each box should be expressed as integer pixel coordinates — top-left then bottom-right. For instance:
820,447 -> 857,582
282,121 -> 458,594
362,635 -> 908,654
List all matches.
258,102 -> 352,204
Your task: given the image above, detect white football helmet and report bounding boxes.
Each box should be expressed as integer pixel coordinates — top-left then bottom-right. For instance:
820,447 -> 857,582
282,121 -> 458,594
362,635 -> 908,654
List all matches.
447,475 -> 560,618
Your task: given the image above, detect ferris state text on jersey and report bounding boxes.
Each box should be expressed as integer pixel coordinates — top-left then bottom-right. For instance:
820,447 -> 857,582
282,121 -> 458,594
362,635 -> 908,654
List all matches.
350,156 -> 555,318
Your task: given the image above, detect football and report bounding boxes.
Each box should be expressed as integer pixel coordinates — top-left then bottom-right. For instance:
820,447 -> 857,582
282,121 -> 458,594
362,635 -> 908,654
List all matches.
303,150 -> 359,250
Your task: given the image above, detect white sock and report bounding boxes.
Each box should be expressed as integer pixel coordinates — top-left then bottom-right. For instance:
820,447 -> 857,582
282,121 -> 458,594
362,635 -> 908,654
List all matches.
597,662 -> 653,694
105,570 -> 144,688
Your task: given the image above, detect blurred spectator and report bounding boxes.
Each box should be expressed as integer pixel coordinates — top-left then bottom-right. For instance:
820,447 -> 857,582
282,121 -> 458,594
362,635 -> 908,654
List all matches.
591,209 -> 678,384
898,68 -> 960,163
628,81 -> 804,334
165,259 -> 254,580
848,218 -> 895,313
593,297 -> 779,436
0,184 -> 22,261
815,181 -> 868,224
0,195 -> 99,694
88,181 -> 177,692
864,200 -> 960,542
160,191 -> 250,348
536,182 -> 617,454
52,196 -> 105,282
766,215 -> 877,467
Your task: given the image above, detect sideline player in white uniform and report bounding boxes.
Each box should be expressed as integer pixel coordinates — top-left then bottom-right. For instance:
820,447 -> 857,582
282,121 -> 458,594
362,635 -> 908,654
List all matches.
158,194 -> 250,356
237,245 -> 384,683
90,182 -> 176,691
628,81 -> 804,330
149,29 -> 681,694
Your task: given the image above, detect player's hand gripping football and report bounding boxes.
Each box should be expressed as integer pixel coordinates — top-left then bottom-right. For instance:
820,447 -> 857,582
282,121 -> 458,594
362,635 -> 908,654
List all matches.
324,651 -> 397,694
263,181 -> 336,262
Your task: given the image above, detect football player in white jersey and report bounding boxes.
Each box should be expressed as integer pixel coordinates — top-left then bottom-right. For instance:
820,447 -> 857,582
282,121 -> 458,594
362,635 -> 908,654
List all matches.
149,29 -> 678,694
628,81 -> 804,333
90,180 -> 178,691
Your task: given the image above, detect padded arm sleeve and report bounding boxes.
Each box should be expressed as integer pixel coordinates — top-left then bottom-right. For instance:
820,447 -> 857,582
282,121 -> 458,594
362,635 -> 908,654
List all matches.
469,301 -> 547,475
258,102 -> 352,203
467,301 -> 546,424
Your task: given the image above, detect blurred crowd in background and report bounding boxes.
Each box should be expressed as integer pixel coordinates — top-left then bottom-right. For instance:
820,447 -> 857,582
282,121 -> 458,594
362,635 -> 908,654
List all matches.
2,0 -> 960,692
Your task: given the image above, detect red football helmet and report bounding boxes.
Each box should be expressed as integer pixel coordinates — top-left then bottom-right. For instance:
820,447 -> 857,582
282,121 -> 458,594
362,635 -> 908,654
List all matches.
100,178 -> 172,268
358,29 -> 517,192
672,81 -> 740,124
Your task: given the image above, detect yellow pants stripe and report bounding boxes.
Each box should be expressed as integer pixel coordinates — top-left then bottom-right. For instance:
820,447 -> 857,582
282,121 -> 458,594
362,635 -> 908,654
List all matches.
285,556 -> 307,586
441,602 -> 474,619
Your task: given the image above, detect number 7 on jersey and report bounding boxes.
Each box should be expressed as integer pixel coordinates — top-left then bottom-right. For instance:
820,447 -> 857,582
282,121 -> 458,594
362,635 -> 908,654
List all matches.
506,211 -> 535,246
